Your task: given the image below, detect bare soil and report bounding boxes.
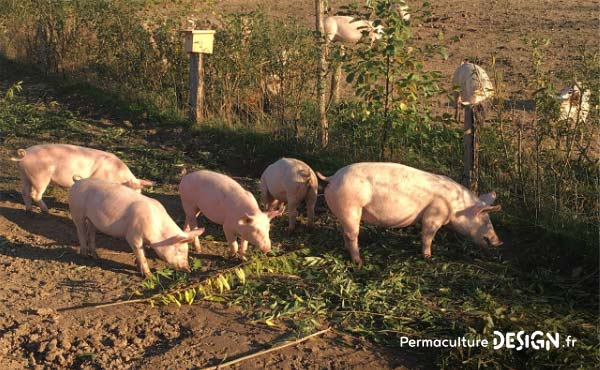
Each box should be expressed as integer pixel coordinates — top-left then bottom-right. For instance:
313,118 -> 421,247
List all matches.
0,115 -> 426,370
1,1 -> 597,369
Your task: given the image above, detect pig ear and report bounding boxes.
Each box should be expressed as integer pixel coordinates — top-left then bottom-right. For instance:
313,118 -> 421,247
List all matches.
475,204 -> 502,216
267,204 -> 286,219
180,227 -> 205,243
151,228 -> 205,248
150,235 -> 181,248
478,191 -> 497,205
122,180 -> 143,190
138,179 -> 155,187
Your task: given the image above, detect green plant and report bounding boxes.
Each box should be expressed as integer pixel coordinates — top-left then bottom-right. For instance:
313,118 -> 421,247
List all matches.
3,80 -> 22,101
341,0 -> 446,159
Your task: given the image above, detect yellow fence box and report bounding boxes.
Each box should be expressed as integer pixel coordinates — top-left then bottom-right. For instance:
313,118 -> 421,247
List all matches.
182,30 -> 215,54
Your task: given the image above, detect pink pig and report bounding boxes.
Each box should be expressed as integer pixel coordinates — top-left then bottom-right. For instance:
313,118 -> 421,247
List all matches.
179,170 -> 284,259
68,177 -> 204,277
318,162 -> 503,266
324,16 -> 384,44
11,144 -> 153,213
260,158 -> 318,233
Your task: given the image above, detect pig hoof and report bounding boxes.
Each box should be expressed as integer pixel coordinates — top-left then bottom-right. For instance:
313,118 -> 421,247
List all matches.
423,254 -> 432,259
141,270 -> 153,278
230,252 -> 246,261
285,227 -> 295,235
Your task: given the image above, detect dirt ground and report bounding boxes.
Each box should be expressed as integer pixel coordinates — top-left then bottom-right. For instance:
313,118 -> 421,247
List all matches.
0,92 -> 426,369
1,1 -> 597,369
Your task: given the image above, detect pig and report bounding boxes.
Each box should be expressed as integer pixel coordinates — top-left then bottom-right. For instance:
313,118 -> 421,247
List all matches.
178,170 -> 285,259
68,177 -> 204,277
324,16 -> 384,44
260,158 -> 318,233
10,144 -> 153,213
317,162 -> 503,266
394,3 -> 411,21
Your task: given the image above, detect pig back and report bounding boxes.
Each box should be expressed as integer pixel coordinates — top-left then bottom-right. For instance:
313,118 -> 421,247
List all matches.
22,144 -> 131,187
19,145 -> 96,187
179,170 -> 260,225
69,178 -> 146,237
325,163 -> 467,227
262,158 -> 315,200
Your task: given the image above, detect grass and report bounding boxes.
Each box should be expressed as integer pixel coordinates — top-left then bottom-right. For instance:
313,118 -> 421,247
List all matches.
1,68 -> 598,369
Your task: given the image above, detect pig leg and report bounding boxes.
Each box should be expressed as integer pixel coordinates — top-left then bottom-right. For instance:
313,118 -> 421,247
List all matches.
30,177 -> 50,213
72,215 -> 90,257
182,203 -> 202,253
238,239 -> 248,260
20,176 -> 33,212
85,219 -> 99,259
224,225 -> 239,258
305,185 -> 318,229
338,208 -> 363,267
286,195 -> 300,233
184,216 -> 202,253
420,202 -> 450,257
265,196 -> 281,212
126,233 -> 152,277
261,185 -> 281,211
260,182 -> 274,210
270,199 -> 282,211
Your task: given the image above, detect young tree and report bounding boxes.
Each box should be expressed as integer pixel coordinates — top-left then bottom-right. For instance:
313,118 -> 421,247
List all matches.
343,0 -> 444,159
315,0 -> 329,147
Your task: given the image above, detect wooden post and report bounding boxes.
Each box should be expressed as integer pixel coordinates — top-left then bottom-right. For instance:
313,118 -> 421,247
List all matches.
189,53 -> 204,123
462,105 -> 480,192
181,29 -> 215,125
315,0 -> 329,147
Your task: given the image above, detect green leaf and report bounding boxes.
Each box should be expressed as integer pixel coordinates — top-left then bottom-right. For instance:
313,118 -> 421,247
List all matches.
235,268 -> 246,284
265,317 -> 277,327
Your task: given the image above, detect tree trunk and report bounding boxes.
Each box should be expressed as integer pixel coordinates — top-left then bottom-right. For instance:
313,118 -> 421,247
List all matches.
315,0 -> 329,147
328,45 -> 344,110
379,54 -> 392,160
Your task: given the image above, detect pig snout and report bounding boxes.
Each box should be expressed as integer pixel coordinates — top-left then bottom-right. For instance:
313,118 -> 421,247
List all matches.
259,240 -> 272,253
160,246 -> 191,272
485,235 -> 503,248
171,258 -> 191,272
